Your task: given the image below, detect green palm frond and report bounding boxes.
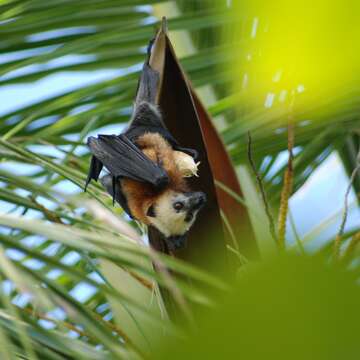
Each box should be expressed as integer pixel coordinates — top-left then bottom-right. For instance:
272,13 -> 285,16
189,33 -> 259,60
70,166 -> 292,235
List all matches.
1,0 -> 360,358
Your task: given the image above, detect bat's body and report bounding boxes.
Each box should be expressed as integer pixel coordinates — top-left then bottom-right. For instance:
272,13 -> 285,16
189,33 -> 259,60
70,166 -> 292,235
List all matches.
86,57 -> 206,250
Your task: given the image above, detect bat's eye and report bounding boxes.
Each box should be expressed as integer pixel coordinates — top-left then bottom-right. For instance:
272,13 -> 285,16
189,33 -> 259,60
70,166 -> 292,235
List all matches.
173,202 -> 184,211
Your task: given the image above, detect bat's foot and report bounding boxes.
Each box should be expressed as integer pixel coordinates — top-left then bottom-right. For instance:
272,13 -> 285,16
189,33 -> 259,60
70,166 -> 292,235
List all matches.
165,234 -> 187,251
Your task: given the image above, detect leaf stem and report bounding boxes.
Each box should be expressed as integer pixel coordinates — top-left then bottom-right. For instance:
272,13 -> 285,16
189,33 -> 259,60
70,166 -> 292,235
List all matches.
247,131 -> 277,244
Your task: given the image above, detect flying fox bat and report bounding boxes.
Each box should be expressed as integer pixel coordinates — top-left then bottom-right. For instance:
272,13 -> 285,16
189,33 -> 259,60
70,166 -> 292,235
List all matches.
85,53 -> 206,251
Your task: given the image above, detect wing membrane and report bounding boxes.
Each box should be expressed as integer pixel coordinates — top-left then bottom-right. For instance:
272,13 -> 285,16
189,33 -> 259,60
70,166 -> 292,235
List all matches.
87,134 -> 169,188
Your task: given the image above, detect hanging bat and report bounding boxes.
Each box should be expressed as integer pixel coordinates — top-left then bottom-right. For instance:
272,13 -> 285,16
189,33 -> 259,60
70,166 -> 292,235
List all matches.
85,53 -> 206,251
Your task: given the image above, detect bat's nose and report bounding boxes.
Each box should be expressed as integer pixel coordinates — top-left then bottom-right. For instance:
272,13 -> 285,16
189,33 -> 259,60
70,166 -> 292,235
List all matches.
188,191 -> 207,211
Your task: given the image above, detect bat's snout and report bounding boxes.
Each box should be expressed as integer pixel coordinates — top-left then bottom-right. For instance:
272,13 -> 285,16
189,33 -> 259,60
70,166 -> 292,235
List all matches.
187,191 -> 206,211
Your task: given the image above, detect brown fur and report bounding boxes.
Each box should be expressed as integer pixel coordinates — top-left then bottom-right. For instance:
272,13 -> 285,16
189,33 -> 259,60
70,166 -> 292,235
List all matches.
120,133 -> 188,223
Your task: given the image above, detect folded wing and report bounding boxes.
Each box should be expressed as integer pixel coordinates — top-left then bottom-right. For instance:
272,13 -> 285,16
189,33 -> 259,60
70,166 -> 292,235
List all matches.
86,134 -> 169,190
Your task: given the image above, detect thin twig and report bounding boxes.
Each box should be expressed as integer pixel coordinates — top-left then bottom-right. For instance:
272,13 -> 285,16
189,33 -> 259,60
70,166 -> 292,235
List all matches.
91,312 -> 132,344
226,245 -> 248,266
127,269 -> 154,290
341,232 -> 360,265
220,210 -> 239,252
333,156 -> 360,261
29,195 -> 64,224
277,122 -> 295,250
22,306 -> 93,340
289,209 -> 305,255
247,131 -> 277,243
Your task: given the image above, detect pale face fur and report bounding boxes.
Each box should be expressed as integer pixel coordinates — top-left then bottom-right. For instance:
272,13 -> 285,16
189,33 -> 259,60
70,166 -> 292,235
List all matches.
145,190 -> 203,237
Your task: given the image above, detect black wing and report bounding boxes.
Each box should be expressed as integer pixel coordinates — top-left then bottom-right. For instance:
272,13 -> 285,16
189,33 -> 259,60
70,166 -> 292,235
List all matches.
85,155 -> 103,190
125,63 -> 198,160
86,134 -> 169,189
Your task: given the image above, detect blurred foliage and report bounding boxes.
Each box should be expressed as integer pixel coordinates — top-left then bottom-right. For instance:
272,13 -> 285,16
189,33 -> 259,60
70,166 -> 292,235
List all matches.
156,255 -> 360,360
227,0 -> 360,200
236,0 -> 360,96
0,0 -> 359,358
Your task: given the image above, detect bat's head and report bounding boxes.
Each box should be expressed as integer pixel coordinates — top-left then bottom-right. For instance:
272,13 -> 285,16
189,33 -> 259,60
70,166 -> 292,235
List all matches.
145,190 -> 206,239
